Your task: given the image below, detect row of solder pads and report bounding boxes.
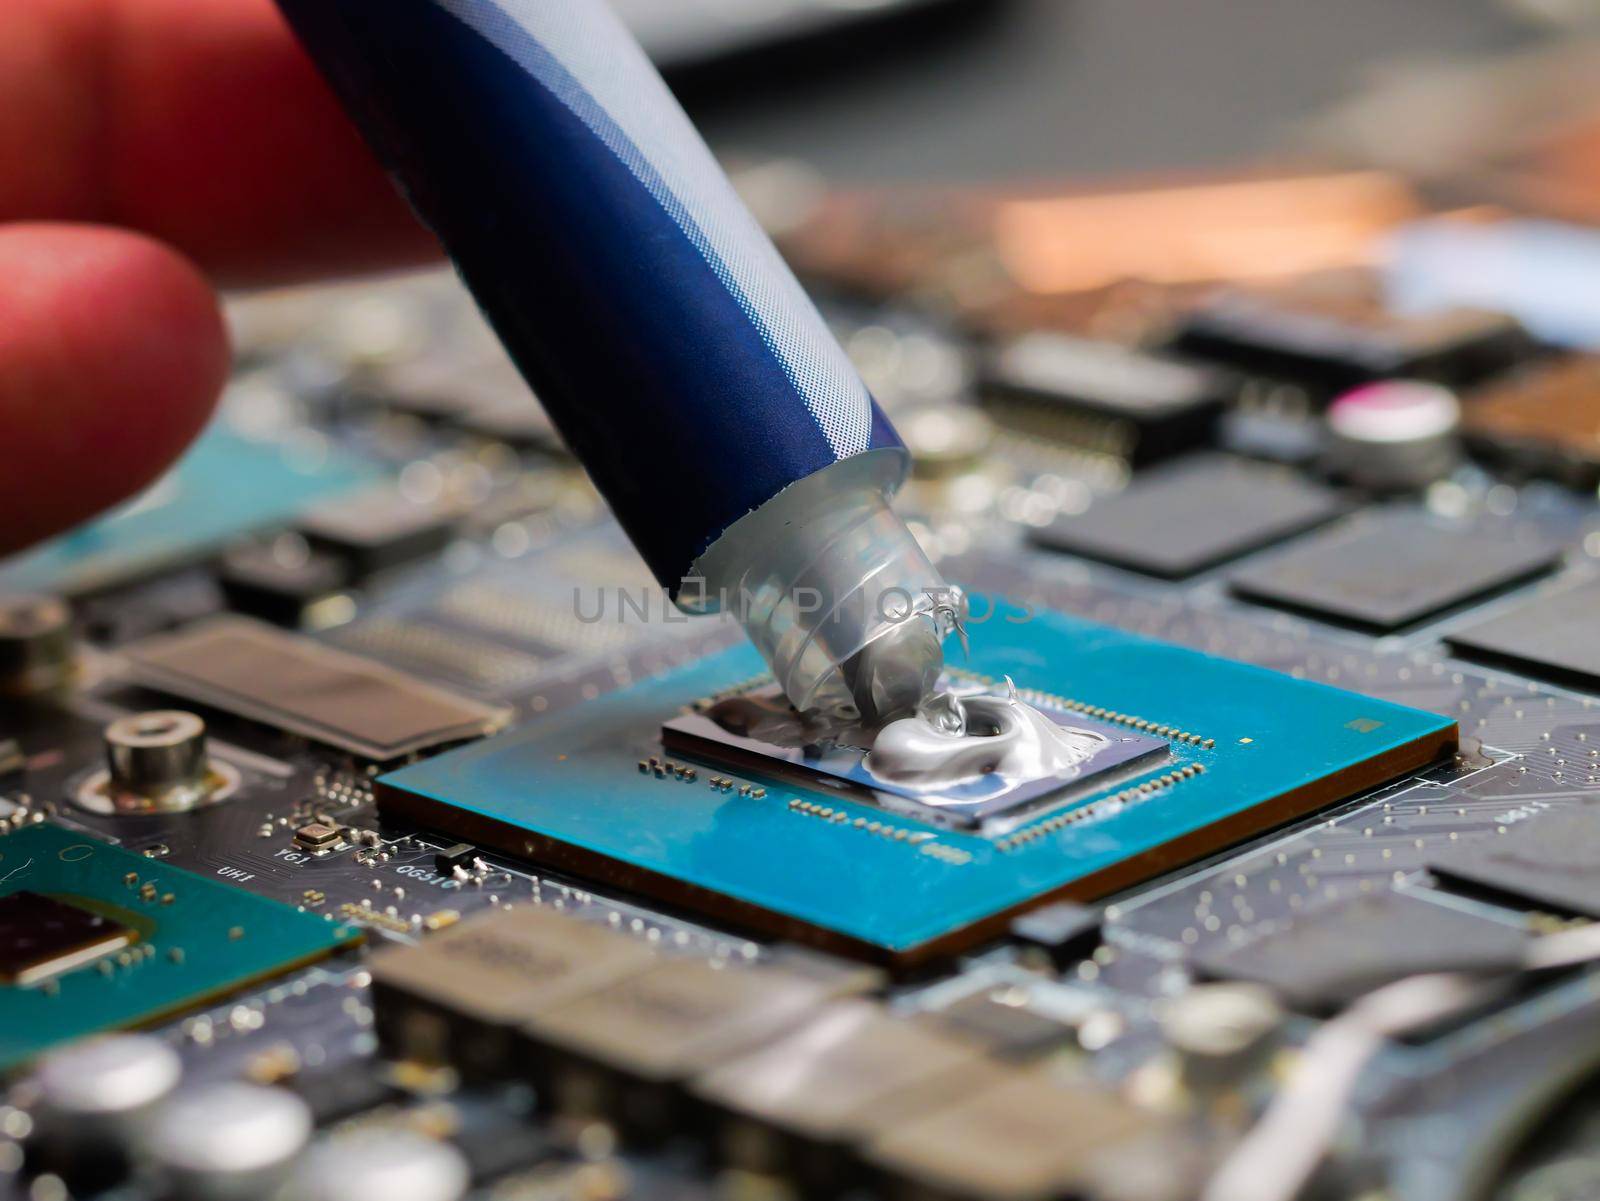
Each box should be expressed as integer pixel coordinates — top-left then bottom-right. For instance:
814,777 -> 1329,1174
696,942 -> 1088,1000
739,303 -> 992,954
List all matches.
372,906 -> 1183,1201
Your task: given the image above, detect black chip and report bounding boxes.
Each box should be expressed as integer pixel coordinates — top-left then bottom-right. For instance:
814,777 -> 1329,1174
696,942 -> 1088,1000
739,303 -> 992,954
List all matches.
1446,581 -> 1600,692
1431,806 -> 1600,918
217,537 -> 349,627
0,891 -> 132,985
981,333 -> 1233,464
1169,289 -> 1533,402
1192,891 -> 1528,1012
1230,511 -> 1561,632
1009,901 -> 1102,969
298,485 -> 455,577
1030,455 -> 1349,578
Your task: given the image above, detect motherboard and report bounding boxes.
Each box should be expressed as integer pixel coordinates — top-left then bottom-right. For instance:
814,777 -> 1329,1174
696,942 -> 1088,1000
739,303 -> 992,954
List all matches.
7,160 -> 1600,1201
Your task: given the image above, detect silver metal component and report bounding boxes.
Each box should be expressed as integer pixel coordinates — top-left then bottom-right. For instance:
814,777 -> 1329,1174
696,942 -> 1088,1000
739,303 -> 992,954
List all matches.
291,1130 -> 470,1201
1322,379 -> 1461,491
26,1035 -> 182,1191
77,711 -> 240,815
0,594 -> 76,696
144,1083 -> 311,1201
1159,983 -> 1284,1095
35,1035 -> 182,1120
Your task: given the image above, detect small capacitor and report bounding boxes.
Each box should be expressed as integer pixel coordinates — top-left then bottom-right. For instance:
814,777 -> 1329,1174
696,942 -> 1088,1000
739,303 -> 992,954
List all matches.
143,1082 -> 311,1201
0,594 -> 76,697
27,1035 -> 183,1191
1322,379 -> 1462,491
290,1130 -> 471,1201
1160,982 -> 1284,1098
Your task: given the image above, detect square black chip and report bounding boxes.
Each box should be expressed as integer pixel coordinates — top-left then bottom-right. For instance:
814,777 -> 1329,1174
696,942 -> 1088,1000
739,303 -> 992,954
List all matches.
1031,454 -> 1349,578
1446,580 -> 1600,692
1230,510 -> 1560,632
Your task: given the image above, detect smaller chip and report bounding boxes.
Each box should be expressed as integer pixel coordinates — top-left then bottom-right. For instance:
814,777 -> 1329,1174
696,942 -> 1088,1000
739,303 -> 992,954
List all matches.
370,906 -> 655,1079
1464,356 -> 1600,488
216,537 -> 349,627
124,617 -> 511,761
1170,285 -> 1532,401
1230,511 -> 1560,631
1031,454 -> 1349,578
981,333 -> 1232,464
1431,806 -> 1600,918
299,484 -> 455,577
0,892 -> 132,986
1447,580 -> 1600,692
1192,891 -> 1529,1012
1010,902 -> 1102,969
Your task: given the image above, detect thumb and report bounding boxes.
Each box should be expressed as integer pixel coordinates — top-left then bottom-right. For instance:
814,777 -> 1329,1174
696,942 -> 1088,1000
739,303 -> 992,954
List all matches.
0,223 -> 228,557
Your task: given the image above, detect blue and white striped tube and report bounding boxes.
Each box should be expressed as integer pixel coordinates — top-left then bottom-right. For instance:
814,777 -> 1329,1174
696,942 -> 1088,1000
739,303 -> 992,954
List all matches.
274,0 -> 956,722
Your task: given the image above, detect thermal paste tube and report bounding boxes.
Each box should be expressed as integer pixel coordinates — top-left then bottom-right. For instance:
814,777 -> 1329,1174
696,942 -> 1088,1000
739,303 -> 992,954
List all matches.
274,0 -> 957,724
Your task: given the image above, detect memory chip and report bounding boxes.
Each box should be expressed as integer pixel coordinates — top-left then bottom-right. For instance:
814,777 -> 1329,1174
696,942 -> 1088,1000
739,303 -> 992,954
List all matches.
1230,511 -> 1560,631
370,906 -> 656,1079
1464,356 -> 1600,487
1192,891 -> 1529,1012
0,892 -> 133,986
1446,580 -> 1600,691
980,333 -> 1232,464
124,617 -> 511,761
0,824 -> 359,1069
299,484 -> 456,577
1170,285 -> 1532,401
1031,455 -> 1349,578
1430,806 -> 1600,918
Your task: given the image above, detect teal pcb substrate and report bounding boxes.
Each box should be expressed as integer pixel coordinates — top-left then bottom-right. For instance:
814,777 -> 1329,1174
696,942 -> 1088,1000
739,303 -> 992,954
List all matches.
379,606 -> 1456,965
0,824 -> 361,1070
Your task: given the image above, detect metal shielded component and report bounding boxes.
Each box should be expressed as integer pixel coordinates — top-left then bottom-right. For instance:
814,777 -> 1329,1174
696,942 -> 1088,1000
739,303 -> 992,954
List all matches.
123,617 -> 510,761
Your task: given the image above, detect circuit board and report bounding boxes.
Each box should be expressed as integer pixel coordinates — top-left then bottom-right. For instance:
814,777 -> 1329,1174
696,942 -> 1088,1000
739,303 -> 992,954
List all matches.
6,153 -> 1600,1201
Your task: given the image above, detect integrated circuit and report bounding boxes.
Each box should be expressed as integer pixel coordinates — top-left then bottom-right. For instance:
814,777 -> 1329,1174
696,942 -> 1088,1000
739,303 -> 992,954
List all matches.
1430,806 -> 1600,918
1446,580 -> 1600,692
123,617 -> 511,761
379,605 -> 1456,966
1031,454 -> 1349,578
1464,356 -> 1600,487
1230,510 -> 1561,632
1192,891 -> 1529,1012
979,332 -> 1233,464
0,823 -> 360,1069
1169,284 -> 1533,402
